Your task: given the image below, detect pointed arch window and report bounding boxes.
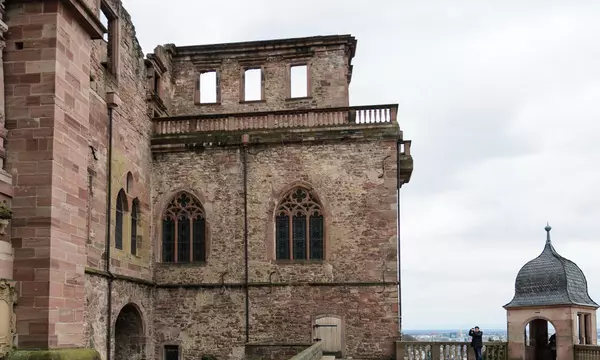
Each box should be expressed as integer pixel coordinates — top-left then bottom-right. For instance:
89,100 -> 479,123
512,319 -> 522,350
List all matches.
162,192 -> 206,263
115,189 -> 127,250
275,187 -> 324,261
131,198 -> 140,256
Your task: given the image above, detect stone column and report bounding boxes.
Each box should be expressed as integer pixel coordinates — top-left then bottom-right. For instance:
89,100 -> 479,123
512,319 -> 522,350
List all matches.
578,313 -> 585,344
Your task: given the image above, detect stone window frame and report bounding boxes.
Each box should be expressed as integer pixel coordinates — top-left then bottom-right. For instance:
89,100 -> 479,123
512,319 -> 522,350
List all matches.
239,64 -> 266,103
159,343 -> 182,360
115,189 -> 128,250
114,172 -> 144,256
131,198 -> 140,257
158,191 -> 210,264
286,60 -> 312,100
194,69 -> 221,105
268,182 -> 329,264
99,0 -> 120,78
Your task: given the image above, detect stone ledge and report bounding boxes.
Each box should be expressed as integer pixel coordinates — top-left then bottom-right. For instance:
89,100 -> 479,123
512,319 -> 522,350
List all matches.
151,125 -> 402,153
7,349 -> 100,360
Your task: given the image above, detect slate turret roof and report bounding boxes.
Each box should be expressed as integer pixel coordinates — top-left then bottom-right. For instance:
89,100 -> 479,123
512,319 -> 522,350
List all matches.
504,224 -> 598,309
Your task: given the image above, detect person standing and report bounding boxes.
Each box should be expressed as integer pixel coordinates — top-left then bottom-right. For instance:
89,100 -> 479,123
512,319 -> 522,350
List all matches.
469,326 -> 483,360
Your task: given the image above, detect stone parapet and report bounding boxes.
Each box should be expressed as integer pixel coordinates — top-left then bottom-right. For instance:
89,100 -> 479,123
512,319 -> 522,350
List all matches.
245,343 -> 312,360
287,342 -> 322,360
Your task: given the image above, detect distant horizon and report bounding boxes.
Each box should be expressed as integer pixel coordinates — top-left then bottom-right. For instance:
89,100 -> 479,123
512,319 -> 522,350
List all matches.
403,328 -> 507,333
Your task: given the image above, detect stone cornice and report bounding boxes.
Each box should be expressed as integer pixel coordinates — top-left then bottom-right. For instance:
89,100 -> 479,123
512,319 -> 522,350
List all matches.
11,0 -> 105,39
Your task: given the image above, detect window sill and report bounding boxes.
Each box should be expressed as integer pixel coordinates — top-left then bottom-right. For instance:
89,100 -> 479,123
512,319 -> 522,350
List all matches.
194,102 -> 221,106
239,100 -> 266,104
272,259 -> 325,265
156,261 -> 207,267
285,96 -> 312,101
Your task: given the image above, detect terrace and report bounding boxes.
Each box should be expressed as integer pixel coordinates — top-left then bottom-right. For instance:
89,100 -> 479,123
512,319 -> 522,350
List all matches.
150,104 -> 412,156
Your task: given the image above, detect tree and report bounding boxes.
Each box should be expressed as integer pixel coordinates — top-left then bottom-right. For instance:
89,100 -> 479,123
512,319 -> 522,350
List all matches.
402,333 -> 418,341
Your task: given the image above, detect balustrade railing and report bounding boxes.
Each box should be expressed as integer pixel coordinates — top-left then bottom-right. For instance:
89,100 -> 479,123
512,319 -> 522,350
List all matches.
153,104 -> 398,136
575,345 -> 600,360
398,342 -> 507,360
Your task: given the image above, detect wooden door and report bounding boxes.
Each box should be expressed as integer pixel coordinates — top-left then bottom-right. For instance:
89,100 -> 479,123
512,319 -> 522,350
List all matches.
314,316 -> 342,357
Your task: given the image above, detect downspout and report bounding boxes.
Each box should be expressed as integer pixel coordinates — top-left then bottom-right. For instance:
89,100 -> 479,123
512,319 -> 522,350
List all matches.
241,134 -> 250,343
105,100 -> 117,360
396,139 -> 404,340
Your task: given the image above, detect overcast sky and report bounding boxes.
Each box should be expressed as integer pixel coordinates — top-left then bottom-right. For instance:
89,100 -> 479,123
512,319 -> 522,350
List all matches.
123,0 -> 600,330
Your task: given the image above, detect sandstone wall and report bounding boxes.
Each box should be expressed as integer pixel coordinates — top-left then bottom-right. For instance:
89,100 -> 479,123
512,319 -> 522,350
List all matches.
83,0 -> 156,359
154,287 -> 246,360
152,141 -> 398,284
3,0 -> 103,348
151,140 -> 399,359
86,0 -> 154,280
84,274 -> 154,360
169,38 -> 354,116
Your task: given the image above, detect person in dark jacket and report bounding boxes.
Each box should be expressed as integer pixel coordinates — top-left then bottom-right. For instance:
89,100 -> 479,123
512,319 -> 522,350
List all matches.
469,326 -> 483,360
548,334 -> 557,360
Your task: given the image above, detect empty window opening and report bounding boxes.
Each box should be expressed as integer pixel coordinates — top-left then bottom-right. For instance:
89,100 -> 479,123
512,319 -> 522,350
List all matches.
99,1 -> 118,75
199,72 -> 217,103
164,346 -> 180,360
131,199 -> 139,256
244,68 -> 262,101
15,42 -> 24,50
290,65 -> 308,98
126,172 -> 134,193
115,189 -> 127,250
153,72 -> 161,94
100,8 -> 109,42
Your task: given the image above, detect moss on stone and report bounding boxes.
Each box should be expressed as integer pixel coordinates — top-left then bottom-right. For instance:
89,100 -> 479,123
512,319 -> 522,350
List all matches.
8,349 -> 100,360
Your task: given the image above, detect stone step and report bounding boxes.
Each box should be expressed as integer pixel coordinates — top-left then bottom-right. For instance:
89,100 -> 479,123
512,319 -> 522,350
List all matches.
320,356 -> 336,360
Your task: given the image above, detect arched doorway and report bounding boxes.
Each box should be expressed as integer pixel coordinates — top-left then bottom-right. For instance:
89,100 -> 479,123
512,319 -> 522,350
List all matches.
115,303 -> 145,360
524,318 -> 556,360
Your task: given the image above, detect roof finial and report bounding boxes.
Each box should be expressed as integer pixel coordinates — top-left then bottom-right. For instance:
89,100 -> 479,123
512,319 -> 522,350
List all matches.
545,222 -> 552,244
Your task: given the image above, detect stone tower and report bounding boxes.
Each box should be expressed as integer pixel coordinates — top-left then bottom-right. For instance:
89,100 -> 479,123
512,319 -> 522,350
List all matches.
504,225 -> 598,360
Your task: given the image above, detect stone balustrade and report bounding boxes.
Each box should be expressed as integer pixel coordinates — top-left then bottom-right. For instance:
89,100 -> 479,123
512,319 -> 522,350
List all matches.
287,342 -> 323,360
397,341 -> 508,360
153,104 -> 398,136
575,344 -> 600,360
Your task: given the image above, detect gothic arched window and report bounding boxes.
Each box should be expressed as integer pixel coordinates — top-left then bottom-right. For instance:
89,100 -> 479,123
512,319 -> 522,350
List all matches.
115,189 -> 128,250
275,187 -> 324,261
162,192 -> 206,263
131,198 -> 140,256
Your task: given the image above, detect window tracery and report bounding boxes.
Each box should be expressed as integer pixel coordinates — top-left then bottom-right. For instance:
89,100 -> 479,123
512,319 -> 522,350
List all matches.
162,192 -> 206,263
275,187 -> 324,261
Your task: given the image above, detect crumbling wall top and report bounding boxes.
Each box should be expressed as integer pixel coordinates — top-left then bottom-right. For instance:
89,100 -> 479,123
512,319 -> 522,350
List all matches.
173,34 -> 357,60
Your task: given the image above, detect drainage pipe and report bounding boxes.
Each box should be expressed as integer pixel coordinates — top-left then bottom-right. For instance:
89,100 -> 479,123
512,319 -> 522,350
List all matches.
242,134 -> 250,343
105,102 -> 117,360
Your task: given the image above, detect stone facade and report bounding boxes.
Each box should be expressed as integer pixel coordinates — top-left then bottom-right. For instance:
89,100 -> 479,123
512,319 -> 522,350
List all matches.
0,0 -> 413,360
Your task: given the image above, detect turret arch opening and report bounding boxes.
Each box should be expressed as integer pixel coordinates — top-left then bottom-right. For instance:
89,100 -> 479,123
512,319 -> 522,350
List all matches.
524,318 -> 556,360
